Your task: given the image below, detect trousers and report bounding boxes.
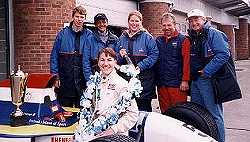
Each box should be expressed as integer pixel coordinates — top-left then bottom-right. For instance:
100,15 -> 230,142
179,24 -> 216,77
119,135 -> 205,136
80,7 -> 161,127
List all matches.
158,86 -> 187,113
191,76 -> 225,142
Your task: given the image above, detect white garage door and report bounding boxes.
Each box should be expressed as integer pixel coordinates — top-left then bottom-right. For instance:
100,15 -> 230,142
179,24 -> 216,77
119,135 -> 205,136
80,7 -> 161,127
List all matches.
76,0 -> 137,27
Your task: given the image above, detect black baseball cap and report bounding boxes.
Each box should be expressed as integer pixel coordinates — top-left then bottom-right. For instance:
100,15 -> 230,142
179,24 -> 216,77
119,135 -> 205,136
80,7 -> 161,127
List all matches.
94,13 -> 108,24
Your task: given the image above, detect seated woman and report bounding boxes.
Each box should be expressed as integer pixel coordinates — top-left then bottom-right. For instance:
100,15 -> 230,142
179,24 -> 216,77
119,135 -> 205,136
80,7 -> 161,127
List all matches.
75,47 -> 139,141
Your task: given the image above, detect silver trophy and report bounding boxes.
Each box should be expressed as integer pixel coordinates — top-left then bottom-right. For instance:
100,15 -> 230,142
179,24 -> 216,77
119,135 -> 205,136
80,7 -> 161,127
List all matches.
10,65 -> 28,126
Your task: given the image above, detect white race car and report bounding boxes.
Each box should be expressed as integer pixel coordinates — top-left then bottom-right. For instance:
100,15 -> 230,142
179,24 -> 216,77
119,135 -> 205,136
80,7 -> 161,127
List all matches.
91,102 -> 218,142
0,74 -> 218,142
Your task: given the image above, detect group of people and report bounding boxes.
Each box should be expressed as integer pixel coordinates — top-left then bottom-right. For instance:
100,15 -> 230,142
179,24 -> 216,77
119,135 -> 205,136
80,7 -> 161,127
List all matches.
50,5 -> 231,142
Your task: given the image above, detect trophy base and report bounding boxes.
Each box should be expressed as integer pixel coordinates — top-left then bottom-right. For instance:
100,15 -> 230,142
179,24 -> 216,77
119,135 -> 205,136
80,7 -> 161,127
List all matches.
10,114 -> 27,127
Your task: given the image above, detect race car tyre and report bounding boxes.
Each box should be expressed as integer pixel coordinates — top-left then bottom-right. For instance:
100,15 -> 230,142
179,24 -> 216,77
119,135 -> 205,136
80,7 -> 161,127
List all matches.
164,102 -> 219,141
90,134 -> 136,142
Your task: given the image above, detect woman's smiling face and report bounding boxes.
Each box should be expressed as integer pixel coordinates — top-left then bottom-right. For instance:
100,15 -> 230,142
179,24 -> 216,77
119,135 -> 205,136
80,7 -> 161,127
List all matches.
128,15 -> 142,33
98,52 -> 116,76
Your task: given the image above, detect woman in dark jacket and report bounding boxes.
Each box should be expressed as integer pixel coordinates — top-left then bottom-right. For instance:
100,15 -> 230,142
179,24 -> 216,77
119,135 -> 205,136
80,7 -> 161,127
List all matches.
115,11 -> 159,112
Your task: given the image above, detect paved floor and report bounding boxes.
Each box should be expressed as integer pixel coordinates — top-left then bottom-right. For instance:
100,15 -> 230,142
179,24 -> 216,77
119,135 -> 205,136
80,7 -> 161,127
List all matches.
151,59 -> 250,142
224,60 -> 250,142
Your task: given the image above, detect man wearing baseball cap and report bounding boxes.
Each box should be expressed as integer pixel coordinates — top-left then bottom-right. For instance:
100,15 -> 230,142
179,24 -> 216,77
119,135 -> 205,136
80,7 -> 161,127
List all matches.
83,13 -> 118,80
187,9 -> 230,142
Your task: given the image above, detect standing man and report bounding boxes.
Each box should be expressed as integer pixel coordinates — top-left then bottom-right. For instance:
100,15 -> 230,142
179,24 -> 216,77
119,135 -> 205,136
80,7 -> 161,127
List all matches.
155,13 -> 190,113
187,9 -> 230,142
83,13 -> 118,80
50,6 -> 92,108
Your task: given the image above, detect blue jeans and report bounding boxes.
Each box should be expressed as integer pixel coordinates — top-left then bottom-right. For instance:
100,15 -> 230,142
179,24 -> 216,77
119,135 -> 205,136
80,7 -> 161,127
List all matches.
191,76 -> 225,142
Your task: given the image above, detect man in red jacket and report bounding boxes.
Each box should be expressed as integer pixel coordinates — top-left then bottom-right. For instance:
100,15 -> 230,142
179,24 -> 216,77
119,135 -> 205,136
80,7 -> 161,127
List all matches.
155,13 -> 190,113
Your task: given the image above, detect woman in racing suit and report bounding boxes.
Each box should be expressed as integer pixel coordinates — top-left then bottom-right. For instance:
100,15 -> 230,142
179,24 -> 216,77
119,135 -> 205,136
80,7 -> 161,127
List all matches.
95,47 -> 139,136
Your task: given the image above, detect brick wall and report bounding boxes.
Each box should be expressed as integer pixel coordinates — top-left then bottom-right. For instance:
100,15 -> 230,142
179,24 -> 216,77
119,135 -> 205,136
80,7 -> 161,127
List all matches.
249,23 -> 250,57
220,25 -> 236,59
235,18 -> 249,60
139,2 -> 170,37
13,0 -> 75,73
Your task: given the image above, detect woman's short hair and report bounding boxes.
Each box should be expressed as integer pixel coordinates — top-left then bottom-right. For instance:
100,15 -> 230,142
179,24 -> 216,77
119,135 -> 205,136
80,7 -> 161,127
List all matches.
161,12 -> 176,24
128,10 -> 143,22
72,6 -> 87,17
97,48 -> 117,60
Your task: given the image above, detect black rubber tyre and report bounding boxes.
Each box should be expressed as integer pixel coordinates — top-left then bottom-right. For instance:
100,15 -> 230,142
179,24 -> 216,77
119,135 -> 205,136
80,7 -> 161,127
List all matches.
164,102 -> 219,141
90,134 -> 136,142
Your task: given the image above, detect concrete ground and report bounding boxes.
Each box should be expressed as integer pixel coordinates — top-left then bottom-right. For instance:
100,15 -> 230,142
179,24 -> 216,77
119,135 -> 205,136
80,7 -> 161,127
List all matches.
224,60 -> 250,142
151,59 -> 250,142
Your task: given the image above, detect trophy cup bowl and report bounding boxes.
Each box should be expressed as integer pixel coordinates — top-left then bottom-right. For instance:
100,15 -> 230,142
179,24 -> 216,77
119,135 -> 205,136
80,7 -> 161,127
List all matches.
9,66 -> 28,127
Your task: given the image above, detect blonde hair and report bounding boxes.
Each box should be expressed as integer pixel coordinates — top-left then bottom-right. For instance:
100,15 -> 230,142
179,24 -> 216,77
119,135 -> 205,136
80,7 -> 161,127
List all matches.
72,6 -> 87,17
128,10 -> 143,22
161,12 -> 176,24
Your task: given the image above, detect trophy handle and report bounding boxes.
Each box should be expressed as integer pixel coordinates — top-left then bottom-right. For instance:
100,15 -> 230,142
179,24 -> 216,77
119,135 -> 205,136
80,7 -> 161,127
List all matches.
20,73 -> 28,99
21,73 -> 28,89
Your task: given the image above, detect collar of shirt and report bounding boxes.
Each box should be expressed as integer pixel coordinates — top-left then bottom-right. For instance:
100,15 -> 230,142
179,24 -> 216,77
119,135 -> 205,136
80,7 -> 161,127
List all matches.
98,30 -> 108,37
125,27 -> 147,38
98,30 -> 109,43
164,30 -> 179,42
72,24 -> 83,33
100,69 -> 117,84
